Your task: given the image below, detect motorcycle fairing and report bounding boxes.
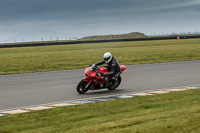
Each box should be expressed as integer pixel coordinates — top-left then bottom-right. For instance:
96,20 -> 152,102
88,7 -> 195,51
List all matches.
83,65 -> 126,85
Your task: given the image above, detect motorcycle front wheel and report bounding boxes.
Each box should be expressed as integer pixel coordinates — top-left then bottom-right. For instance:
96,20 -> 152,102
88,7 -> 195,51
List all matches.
77,79 -> 89,94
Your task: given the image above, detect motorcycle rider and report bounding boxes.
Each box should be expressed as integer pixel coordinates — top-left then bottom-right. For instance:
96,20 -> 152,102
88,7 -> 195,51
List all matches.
94,52 -> 121,87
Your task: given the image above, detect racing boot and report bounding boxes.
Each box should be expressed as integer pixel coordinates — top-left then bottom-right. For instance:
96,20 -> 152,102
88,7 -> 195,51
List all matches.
104,77 -> 112,88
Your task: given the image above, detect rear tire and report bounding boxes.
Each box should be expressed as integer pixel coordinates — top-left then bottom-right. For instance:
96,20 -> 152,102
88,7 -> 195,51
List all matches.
77,79 -> 89,94
107,76 -> 121,90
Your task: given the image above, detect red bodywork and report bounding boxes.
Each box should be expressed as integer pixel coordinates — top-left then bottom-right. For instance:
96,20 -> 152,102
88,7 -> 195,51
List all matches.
83,65 -> 126,86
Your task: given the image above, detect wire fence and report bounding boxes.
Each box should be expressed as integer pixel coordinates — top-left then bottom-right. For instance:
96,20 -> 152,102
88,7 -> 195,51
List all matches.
1,37 -> 79,44
1,31 -> 200,44
148,31 -> 200,37
1,34 -> 200,48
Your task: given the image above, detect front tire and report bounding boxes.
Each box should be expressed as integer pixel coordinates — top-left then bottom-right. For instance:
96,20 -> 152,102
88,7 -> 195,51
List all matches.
77,79 -> 89,94
107,76 -> 121,90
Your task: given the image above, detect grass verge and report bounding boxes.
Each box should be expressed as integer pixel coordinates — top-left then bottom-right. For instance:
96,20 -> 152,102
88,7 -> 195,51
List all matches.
0,38 -> 200,75
0,89 -> 200,133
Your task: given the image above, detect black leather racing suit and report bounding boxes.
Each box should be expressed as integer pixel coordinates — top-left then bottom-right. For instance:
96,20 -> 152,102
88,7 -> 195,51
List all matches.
95,57 -> 121,82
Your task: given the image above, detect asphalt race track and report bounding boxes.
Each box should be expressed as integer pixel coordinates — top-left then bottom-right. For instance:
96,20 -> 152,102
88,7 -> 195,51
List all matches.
0,60 -> 199,110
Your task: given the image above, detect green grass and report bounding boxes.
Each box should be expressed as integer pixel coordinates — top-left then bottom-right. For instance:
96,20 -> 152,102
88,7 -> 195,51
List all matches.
0,38 -> 200,75
0,89 -> 200,133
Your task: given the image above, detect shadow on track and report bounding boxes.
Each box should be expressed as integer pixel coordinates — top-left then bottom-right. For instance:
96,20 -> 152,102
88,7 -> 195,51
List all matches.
77,89 -> 126,95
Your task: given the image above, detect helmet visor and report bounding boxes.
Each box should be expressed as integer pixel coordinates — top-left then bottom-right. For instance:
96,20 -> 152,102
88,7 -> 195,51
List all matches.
104,57 -> 110,62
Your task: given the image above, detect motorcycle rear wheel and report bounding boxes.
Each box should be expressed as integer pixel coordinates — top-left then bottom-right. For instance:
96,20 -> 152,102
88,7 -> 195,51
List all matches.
107,76 -> 121,90
77,79 -> 89,94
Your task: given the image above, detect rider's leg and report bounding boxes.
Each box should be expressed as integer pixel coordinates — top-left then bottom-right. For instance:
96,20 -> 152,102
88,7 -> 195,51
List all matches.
105,72 -> 120,87
112,72 -> 121,82
104,76 -> 110,87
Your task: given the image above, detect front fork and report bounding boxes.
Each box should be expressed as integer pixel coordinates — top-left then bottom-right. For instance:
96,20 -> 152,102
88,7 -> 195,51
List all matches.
85,81 -> 92,89
83,77 -> 107,89
83,78 -> 95,90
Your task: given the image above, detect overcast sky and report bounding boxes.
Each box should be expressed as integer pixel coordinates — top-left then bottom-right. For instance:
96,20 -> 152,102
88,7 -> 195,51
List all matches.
0,0 -> 200,43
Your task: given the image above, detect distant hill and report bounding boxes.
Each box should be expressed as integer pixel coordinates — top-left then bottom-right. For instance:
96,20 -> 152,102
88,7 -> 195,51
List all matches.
78,32 -> 147,40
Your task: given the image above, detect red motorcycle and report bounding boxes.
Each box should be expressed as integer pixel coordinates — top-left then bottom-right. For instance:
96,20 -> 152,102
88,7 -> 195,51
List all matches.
77,64 -> 126,94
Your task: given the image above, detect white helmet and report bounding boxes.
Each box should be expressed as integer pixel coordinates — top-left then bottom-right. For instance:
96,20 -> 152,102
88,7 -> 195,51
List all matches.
103,52 -> 112,63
